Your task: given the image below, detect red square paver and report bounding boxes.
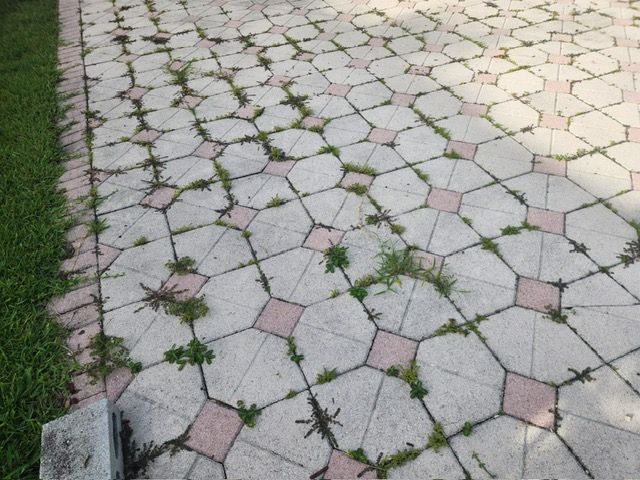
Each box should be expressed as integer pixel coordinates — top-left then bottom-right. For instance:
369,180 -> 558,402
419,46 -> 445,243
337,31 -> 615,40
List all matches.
164,272 -> 207,300
527,208 -> 564,234
225,20 -> 242,28
409,65 -> 431,76
141,186 -> 175,209
621,63 -> 640,73
425,44 -> 443,52
617,38 -> 638,48
267,75 -> 291,87
337,13 -> 354,22
446,140 -> 477,160
264,160 -> 295,176
533,156 -> 566,176
128,86 -> 147,100
181,95 -> 202,108
302,116 -> 324,129
461,103 -> 488,117
324,450 -> 375,480
326,83 -> 351,96
341,172 -> 373,188
427,188 -> 462,213
540,114 -> 568,130
475,73 -> 497,84
391,93 -> 416,107
131,129 -> 161,144
545,80 -> 571,93
549,54 -> 570,65
185,402 -> 243,462
367,331 -> 417,371
632,172 -> 640,190
368,37 -> 385,47
193,141 -> 224,158
349,58 -> 370,69
368,128 -> 396,144
303,226 -> 345,251
613,18 -> 633,26
236,105 -> 259,119
254,298 -> 304,337
623,90 -> 640,104
106,367 -> 133,402
298,52 -> 314,61
516,277 -> 560,313
317,32 -> 335,41
219,205 -> 257,229
503,373 -> 556,429
197,38 -> 215,49
269,25 -> 288,34
630,127 -> 640,142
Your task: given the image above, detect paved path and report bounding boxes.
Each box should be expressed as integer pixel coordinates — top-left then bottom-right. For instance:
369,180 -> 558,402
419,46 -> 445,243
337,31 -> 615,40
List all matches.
79,0 -> 640,476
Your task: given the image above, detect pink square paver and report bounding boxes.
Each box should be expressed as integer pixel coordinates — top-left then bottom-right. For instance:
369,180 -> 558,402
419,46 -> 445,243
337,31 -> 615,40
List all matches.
269,25 -> 288,34
164,272 -> 207,300
225,20 -> 242,28
516,277 -> 560,313
181,95 -> 202,108
533,156 -> 566,176
409,65 -> 431,76
368,37 -> 385,47
503,373 -> 556,429
325,83 -> 351,96
185,402 -> 243,462
549,55 -> 570,65
302,116 -> 324,129
630,127 -> 640,142
632,172 -> 640,190
128,86 -> 147,100
317,32 -> 335,41
324,450 -> 375,480
391,93 -> 416,107
254,298 -> 304,337
131,129 -> 161,144
236,105 -> 260,120
446,140 -> 476,160
475,73 -> 497,84
623,90 -> 640,104
427,188 -> 462,213
264,160 -> 295,176
367,331 -> 417,371
425,44 -> 443,53
484,48 -> 504,57
368,128 -> 397,144
267,75 -> 291,87
193,141 -> 224,159
341,172 -> 373,188
141,186 -> 175,209
545,80 -> 571,93
540,114 -> 568,130
219,205 -> 257,229
461,103 -> 488,117
526,207 -> 564,234
304,226 -> 345,251
349,58 -> 370,69
337,13 -> 354,22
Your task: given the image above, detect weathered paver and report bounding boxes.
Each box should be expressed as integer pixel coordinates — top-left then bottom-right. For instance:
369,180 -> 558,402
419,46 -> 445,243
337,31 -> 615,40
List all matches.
61,0 -> 640,476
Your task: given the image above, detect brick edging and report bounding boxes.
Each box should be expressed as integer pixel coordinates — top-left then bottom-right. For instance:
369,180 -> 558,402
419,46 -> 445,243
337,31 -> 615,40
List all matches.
51,0 -> 117,411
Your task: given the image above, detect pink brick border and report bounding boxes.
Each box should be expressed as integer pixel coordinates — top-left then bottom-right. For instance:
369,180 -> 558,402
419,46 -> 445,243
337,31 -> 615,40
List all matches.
50,0 -> 113,411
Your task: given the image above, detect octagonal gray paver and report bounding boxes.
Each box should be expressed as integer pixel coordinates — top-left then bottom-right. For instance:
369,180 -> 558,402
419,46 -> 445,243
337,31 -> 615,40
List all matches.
69,0 -> 640,476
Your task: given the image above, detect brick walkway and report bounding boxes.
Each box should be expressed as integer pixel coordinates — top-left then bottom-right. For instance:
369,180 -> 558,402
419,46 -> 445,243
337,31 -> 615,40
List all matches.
65,0 -> 640,476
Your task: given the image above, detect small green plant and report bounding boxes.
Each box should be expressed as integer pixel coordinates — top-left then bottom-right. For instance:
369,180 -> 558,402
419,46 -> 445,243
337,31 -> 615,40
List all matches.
348,286 -> 368,301
426,268 -> 458,297
462,421 -> 473,436
241,229 -> 252,238
165,296 -> 209,324
544,307 -> 568,324
347,448 -> 370,464
342,162 -> 376,176
286,336 -> 304,363
133,236 -> 149,246
163,339 -> 214,370
269,146 -> 285,161
87,218 -> 109,234
318,145 -> 340,156
345,183 -> 368,195
323,245 -> 349,273
85,332 -> 142,382
618,239 -> 640,267
165,256 -> 195,275
285,389 -> 297,399
375,446 -> 423,478
296,393 -> 342,448
390,223 -> 406,234
237,400 -> 260,427
433,315 -> 487,339
374,243 -> 423,291
389,360 -> 428,399
316,367 -> 338,384
266,194 -> 284,208
472,451 -> 497,478
480,237 -> 500,255
426,422 -> 447,451
500,225 -> 521,235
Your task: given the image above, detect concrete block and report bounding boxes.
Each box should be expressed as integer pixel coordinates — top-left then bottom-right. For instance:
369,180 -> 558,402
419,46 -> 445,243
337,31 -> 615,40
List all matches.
40,399 -> 124,480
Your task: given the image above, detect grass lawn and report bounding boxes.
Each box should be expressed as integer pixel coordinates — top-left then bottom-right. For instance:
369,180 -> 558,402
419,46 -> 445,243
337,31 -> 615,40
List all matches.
0,0 -> 75,477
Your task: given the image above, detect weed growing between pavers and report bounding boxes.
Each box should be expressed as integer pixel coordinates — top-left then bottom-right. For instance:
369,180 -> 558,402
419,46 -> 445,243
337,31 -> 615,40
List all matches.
618,239 -> 640,267
433,316 -> 488,340
323,245 -> 350,273
296,393 -> 342,448
85,332 -> 142,382
316,368 -> 338,384
164,339 -> 214,370
165,256 -> 196,275
237,401 -> 260,427
286,336 -> 304,363
472,451 -> 497,479
121,420 -> 189,478
387,361 -> 428,399
140,284 -> 209,324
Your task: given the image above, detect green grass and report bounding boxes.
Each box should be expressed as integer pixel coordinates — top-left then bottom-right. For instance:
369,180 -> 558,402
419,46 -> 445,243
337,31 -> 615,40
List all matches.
0,0 -> 75,477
